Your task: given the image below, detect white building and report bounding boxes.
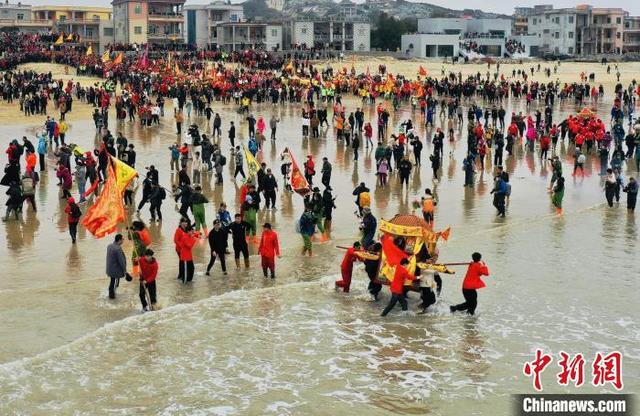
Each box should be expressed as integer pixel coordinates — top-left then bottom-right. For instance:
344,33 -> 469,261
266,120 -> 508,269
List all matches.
402,17 -> 539,58
184,2 -> 244,48
285,19 -> 370,51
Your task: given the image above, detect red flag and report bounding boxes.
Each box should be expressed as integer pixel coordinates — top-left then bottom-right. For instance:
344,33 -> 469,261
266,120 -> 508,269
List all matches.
82,163 -> 125,238
418,66 -> 427,76
112,52 -> 123,66
380,234 -> 408,266
283,147 -> 309,195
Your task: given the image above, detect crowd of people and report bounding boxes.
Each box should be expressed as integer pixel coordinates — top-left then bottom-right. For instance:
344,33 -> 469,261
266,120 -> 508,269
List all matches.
2,34 -> 640,316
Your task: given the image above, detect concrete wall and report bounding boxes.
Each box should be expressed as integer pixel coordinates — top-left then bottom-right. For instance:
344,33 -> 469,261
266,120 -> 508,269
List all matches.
99,20 -> 114,52
466,18 -> 512,36
401,33 -> 459,58
265,24 -> 282,51
418,18 -> 465,34
185,7 -> 209,47
353,22 -> 370,51
292,21 -> 314,47
528,11 -> 578,54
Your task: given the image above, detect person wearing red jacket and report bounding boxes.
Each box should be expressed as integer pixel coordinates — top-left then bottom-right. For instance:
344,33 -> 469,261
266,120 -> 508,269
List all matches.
381,258 -> 415,316
450,252 -> 490,315
64,197 -> 81,243
139,249 -> 158,312
335,241 -> 361,292
175,218 -> 197,283
258,223 -> 280,279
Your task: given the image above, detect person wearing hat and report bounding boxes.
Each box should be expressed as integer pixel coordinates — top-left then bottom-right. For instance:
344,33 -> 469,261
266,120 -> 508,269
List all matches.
106,234 -> 127,299
322,186 -> 336,233
336,241 -> 362,293
206,219 -> 229,276
258,223 -> 280,278
138,249 -> 158,312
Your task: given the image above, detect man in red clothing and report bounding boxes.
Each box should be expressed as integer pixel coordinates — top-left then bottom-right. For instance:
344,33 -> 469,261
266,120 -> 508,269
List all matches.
139,249 -> 158,312
381,258 -> 416,317
64,197 -> 81,243
450,252 -> 490,315
335,241 -> 361,292
175,219 -> 197,283
258,223 -> 280,279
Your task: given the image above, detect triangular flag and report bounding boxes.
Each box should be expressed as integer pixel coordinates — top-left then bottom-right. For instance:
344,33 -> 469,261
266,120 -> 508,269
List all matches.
66,33 -> 74,41
86,45 -> 93,56
112,52 -> 123,66
418,66 -> 427,76
54,34 -> 64,45
101,50 -> 111,62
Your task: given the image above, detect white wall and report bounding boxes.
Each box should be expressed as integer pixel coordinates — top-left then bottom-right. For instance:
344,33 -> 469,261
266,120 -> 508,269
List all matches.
353,22 -> 370,51
417,18 -> 465,34
292,21 -> 314,47
528,12 -> 578,54
265,24 -> 282,50
401,33 -> 459,58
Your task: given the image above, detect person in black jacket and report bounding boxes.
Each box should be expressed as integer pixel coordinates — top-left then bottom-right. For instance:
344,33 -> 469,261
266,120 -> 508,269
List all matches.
263,168 -> 278,210
229,213 -> 251,268
206,220 -> 228,276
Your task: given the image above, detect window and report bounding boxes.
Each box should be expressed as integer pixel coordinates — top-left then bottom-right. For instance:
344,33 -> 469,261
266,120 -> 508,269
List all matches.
134,26 -> 142,34
555,17 -> 560,24
617,32 -> 621,39
543,29 -> 550,34
568,31 -> 574,39
607,17 -> 611,24
59,15 -> 66,21
568,47 -> 573,54
568,16 -> 574,23
230,13 -> 238,22
616,17 -> 621,24
17,12 -> 24,20
134,3 -> 142,14
271,28 -> 277,37
532,18 -> 537,25
301,27 -> 307,34
593,17 -> 598,24
86,28 -> 93,37
92,14 -> 100,21
555,32 -> 559,39
103,27 -> 114,36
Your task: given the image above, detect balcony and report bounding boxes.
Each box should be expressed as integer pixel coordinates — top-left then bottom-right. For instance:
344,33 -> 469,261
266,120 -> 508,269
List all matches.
148,13 -> 183,22
0,18 -> 52,27
148,31 -> 183,40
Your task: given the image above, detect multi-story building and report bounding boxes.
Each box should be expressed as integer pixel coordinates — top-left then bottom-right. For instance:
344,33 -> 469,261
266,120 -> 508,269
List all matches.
0,1 -> 50,33
112,0 -> 185,45
624,16 -> 640,53
32,6 -> 113,51
284,18 -> 370,51
184,1 -> 243,48
526,5 -> 629,55
215,22 -> 282,51
402,18 -> 538,58
580,6 -> 627,55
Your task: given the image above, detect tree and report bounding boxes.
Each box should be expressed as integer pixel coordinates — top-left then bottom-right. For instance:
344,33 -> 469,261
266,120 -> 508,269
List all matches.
370,13 -> 417,51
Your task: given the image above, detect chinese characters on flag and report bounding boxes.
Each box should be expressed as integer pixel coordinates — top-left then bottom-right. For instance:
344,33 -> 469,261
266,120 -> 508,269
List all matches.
523,350 -> 623,391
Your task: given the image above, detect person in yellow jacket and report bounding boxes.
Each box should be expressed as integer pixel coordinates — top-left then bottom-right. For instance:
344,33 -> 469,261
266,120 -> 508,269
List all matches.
58,119 -> 69,146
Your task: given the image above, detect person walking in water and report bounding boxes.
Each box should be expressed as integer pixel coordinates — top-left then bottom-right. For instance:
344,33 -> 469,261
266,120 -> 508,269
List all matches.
206,219 -> 228,276
551,176 -> 565,215
335,241 -> 361,293
138,249 -> 158,312
258,223 -> 280,278
106,233 -> 128,299
450,252 -> 489,316
381,258 -> 416,316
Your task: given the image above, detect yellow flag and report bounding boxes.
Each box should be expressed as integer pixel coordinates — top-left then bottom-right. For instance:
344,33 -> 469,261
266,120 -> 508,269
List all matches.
110,156 -> 137,192
102,50 -> 111,62
66,33 -> 74,41
86,45 -> 93,56
285,60 -> 294,72
243,144 -> 260,179
166,52 -> 172,70
54,34 -> 64,45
